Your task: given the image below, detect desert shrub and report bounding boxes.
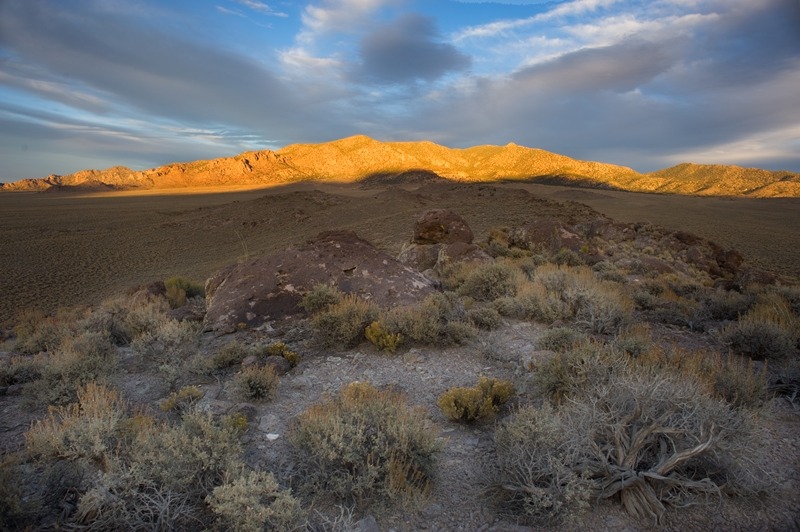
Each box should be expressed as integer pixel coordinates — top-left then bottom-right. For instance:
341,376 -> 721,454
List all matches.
552,248 -> 584,266
536,327 -> 588,353
26,382 -> 126,462
232,365 -> 279,402
289,381 -> 437,507
703,289 -> 754,321
438,377 -> 515,423
160,385 -> 204,413
383,293 -> 474,347
13,308 -> 81,355
593,260 -> 626,282
515,360 -> 766,525
467,306 -> 502,330
131,319 -> 200,387
570,282 -> 632,334
210,340 -> 252,370
300,283 -> 343,314
164,276 -> 205,309
721,294 -> 798,360
564,364 -> 762,524
312,294 -> 378,348
658,349 -> 769,409
1,354 -> 44,386
498,283 -> 570,323
457,261 -> 520,302
206,470 -> 303,531
530,346 -> 614,403
24,331 -> 117,406
0,460 -> 25,530
613,323 -> 653,358
365,321 -> 403,353
493,403 -> 590,526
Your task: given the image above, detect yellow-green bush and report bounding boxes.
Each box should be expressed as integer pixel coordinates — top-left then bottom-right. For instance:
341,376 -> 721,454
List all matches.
160,385 -> 205,412
265,341 -> 301,367
438,377 -> 515,423
382,293 -> 475,347
289,381 -> 437,507
365,321 -> 403,353
457,261 -> 520,302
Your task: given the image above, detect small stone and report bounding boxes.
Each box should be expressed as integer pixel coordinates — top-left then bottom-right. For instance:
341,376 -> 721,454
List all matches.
265,433 -> 280,441
356,515 -> 380,532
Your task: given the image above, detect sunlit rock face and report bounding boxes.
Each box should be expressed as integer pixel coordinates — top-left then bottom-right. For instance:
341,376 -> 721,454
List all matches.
204,230 -> 435,333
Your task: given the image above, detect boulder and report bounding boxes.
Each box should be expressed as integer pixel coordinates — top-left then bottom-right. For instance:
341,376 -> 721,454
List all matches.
413,209 -> 474,244
204,230 -> 436,333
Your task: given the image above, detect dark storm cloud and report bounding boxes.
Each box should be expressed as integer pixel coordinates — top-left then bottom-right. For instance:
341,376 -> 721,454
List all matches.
355,13 -> 471,84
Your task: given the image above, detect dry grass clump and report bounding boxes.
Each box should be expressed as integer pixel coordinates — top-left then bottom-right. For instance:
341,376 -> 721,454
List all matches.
80,293 -> 171,346
300,283 -> 343,314
438,377 -> 515,423
209,340 -> 252,370
164,276 -> 205,309
613,323 -> 654,358
721,292 -> 799,360
289,381 -> 437,507
365,321 -> 403,353
382,292 -> 475,347
504,358 -> 767,525
231,365 -> 279,402
311,294 -> 379,348
702,288 -> 754,321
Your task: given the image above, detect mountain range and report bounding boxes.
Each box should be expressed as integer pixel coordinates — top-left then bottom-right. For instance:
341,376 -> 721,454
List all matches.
2,135 -> 799,197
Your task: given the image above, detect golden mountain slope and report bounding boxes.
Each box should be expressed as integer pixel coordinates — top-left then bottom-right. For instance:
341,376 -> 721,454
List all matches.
2,135 -> 798,197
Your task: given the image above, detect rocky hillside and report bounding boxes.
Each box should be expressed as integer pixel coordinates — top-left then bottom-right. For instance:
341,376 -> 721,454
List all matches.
2,135 -> 798,197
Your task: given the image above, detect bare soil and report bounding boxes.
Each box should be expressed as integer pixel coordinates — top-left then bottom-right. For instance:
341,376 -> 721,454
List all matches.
2,182 -> 799,324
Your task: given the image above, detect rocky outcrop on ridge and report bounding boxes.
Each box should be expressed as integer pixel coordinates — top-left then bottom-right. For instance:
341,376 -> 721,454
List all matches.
204,230 -> 436,333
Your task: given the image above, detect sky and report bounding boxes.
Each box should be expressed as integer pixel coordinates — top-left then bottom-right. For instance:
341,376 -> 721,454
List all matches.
0,0 -> 799,182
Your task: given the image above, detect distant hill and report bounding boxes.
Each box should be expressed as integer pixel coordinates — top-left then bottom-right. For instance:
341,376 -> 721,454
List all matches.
2,135 -> 798,197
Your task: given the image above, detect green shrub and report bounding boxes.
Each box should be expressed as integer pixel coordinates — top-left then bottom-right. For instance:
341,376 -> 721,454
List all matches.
164,276 -> 204,309
289,381 -> 437,507
437,377 -> 515,423
458,262 -> 520,302
300,283 -> 343,314
312,294 -> 378,348
365,321 -> 403,353
232,366 -> 279,402
207,470 -> 303,531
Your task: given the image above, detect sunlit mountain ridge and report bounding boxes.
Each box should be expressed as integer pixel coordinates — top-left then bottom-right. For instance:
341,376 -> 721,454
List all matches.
3,135 -> 799,197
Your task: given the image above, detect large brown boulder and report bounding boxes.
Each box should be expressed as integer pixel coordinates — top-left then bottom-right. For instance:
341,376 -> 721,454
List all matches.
204,230 -> 435,333
413,209 -> 474,245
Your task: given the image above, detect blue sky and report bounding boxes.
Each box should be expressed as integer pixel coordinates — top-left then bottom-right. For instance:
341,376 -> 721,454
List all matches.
0,0 -> 798,181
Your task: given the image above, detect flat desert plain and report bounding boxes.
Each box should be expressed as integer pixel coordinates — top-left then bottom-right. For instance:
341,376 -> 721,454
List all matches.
1,181 -> 798,323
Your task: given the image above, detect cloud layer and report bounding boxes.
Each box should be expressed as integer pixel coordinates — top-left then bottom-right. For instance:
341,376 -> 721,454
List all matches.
0,0 -> 798,181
